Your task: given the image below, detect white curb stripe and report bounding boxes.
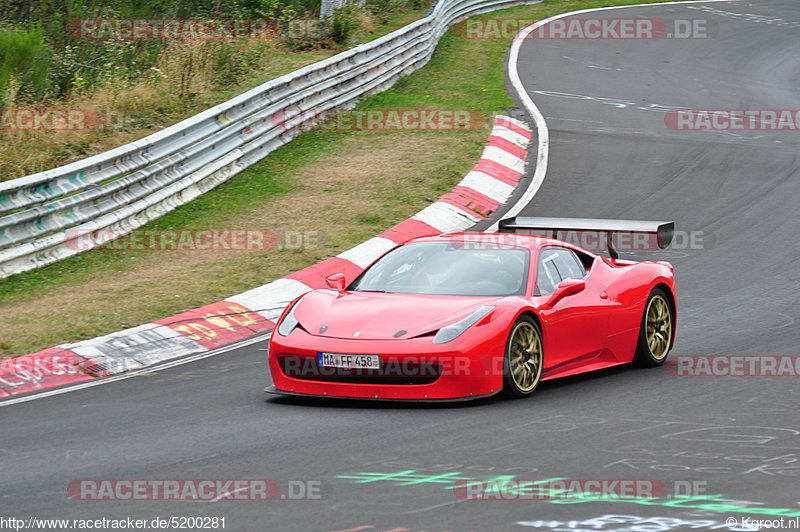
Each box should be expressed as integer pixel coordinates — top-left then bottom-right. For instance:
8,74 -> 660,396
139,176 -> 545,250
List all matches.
500,116 -> 530,130
481,146 -> 526,173
336,237 -> 397,269
490,125 -> 530,150
62,323 -> 206,374
227,278 -> 313,321
458,171 -> 516,203
412,201 -> 481,233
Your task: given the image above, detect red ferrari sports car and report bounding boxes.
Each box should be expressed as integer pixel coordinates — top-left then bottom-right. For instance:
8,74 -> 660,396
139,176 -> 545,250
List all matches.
267,217 -> 676,401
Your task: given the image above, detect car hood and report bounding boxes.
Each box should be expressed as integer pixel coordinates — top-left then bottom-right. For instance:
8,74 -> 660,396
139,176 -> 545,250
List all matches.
293,290 -> 500,340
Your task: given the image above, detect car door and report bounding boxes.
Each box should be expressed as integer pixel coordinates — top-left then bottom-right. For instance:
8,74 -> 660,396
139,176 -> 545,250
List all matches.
533,246 -> 611,372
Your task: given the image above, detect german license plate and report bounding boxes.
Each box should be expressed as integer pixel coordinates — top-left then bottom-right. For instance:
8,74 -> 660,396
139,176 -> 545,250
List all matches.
317,352 -> 380,369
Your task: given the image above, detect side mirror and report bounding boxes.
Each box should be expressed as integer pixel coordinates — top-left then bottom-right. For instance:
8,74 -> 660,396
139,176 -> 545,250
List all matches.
545,278 -> 585,307
325,273 -> 347,290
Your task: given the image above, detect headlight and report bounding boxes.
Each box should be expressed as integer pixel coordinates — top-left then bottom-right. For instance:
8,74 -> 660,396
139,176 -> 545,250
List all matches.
433,306 -> 494,344
277,299 -> 302,336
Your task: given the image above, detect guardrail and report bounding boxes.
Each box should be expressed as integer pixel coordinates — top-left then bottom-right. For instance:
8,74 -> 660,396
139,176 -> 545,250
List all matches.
0,0 -> 536,279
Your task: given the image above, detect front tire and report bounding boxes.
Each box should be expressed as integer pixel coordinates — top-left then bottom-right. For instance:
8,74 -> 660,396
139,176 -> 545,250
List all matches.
502,316 -> 543,398
634,288 -> 674,367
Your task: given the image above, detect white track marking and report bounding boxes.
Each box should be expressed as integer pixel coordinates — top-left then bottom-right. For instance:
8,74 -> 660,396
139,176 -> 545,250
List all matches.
490,0 -> 742,231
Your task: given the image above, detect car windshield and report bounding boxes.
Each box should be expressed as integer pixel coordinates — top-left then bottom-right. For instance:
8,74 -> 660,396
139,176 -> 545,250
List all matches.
348,241 -> 530,296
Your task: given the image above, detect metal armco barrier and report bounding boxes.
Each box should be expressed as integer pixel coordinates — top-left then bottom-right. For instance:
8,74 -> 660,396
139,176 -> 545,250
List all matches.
0,0 -> 537,278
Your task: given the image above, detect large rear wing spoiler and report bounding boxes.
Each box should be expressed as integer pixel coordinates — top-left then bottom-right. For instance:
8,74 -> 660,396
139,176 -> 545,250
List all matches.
498,217 -> 674,259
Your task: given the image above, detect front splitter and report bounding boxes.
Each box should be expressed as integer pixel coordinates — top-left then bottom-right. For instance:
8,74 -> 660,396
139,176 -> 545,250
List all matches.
264,385 -> 499,403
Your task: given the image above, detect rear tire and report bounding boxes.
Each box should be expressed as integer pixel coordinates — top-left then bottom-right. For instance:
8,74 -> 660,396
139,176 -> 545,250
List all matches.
634,288 -> 674,367
502,316 -> 543,398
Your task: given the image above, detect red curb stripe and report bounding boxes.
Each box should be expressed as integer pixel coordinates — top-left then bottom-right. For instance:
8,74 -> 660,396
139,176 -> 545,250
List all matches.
495,117 -> 532,140
286,257 -> 365,288
487,135 -> 527,159
0,348 -> 93,397
473,159 -> 523,187
437,186 -> 500,218
156,301 -> 274,349
378,218 -> 441,244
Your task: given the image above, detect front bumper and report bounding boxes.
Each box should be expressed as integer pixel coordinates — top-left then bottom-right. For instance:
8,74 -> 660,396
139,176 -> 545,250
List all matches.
268,330 -> 504,400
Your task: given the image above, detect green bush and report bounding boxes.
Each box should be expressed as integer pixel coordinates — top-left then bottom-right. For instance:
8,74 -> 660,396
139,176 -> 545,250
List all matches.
365,0 -> 424,23
0,0 -> 323,101
364,0 -> 396,23
329,2 -> 359,44
0,27 -> 50,107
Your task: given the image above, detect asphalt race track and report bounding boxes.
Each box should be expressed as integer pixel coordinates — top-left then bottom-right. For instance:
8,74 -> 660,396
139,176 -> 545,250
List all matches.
2,1 -> 800,531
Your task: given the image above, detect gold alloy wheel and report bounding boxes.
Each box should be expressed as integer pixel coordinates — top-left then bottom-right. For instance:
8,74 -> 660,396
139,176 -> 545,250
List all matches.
508,321 -> 543,392
645,294 -> 672,360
